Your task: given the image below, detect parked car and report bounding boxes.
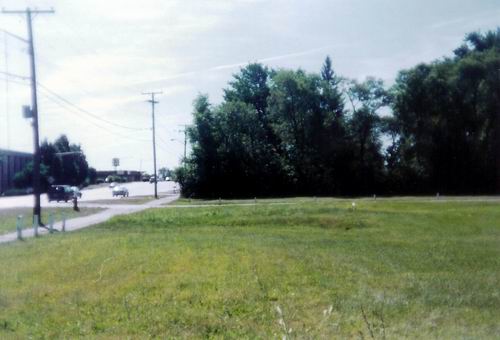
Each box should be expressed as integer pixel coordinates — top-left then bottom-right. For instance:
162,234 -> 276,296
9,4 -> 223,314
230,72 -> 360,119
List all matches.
48,185 -> 73,202
149,175 -> 156,183
109,182 -> 117,188
70,186 -> 82,198
141,174 -> 150,182
112,186 -> 129,197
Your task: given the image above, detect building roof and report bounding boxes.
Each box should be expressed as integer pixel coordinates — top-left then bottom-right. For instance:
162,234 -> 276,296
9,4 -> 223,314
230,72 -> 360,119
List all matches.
0,148 -> 33,157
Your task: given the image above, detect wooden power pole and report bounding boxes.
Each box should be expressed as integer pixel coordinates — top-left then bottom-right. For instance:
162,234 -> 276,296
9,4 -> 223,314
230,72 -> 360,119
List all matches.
2,7 -> 54,225
142,91 -> 162,199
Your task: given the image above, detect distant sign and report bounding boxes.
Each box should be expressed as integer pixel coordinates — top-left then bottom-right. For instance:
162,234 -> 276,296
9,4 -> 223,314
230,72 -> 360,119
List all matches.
112,158 -> 120,167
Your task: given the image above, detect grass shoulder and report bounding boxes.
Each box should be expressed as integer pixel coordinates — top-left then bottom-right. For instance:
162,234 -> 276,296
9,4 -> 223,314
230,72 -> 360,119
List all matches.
0,207 -> 104,235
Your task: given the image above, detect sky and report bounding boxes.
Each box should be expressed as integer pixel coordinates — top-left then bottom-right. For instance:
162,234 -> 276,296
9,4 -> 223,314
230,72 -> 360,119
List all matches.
0,0 -> 499,172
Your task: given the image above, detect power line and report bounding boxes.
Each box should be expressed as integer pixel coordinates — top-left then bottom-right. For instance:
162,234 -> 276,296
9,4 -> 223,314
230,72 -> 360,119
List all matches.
0,72 -> 149,141
37,82 -> 149,131
37,86 -> 150,143
157,135 -> 171,148
0,70 -> 29,80
0,75 -> 29,86
0,28 -> 28,44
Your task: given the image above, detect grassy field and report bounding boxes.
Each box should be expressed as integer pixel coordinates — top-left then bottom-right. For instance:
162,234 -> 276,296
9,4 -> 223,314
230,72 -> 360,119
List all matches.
0,207 -> 103,235
0,199 -> 498,338
168,197 -> 303,206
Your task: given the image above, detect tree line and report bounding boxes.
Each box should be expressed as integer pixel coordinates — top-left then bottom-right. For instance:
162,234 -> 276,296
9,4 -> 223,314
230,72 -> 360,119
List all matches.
176,29 -> 500,198
14,135 -> 96,191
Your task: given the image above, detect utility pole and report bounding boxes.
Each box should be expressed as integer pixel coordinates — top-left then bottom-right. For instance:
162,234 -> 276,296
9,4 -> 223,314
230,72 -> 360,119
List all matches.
2,7 -> 55,225
142,91 -> 162,199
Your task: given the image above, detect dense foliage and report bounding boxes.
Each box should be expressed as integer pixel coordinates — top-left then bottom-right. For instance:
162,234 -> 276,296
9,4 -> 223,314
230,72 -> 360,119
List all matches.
176,30 -> 500,197
14,135 -> 94,191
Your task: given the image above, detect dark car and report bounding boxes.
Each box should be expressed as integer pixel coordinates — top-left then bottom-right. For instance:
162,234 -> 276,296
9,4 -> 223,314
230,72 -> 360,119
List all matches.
48,185 -> 73,202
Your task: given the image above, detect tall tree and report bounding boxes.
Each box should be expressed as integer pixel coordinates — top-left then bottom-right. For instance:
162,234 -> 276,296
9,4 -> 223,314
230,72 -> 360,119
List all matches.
344,78 -> 388,194
223,63 -> 271,119
390,29 -> 500,193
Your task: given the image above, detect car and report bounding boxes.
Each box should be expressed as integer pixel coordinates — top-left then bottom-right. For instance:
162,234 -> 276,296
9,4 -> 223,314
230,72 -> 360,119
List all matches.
165,176 -> 171,181
112,186 -> 129,197
70,186 -> 82,198
48,185 -> 73,202
141,174 -> 150,182
109,182 -> 117,188
149,175 -> 156,183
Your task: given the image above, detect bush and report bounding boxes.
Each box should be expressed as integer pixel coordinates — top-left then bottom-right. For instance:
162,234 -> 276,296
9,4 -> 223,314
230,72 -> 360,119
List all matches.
105,175 -> 126,183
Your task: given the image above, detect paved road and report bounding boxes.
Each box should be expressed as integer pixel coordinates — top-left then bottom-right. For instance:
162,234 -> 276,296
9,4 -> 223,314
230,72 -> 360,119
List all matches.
0,193 -> 180,245
0,181 -> 178,208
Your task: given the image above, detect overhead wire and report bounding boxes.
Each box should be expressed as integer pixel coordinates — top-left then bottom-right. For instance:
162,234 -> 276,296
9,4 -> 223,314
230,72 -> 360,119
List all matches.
37,86 -> 150,143
1,22 -> 181,162
0,70 -> 152,146
0,73 -> 150,138
0,70 -> 29,80
0,75 -> 28,87
36,82 -> 150,131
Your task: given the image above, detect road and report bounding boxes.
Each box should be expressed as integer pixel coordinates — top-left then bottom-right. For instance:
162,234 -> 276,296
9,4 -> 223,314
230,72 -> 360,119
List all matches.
0,193 -> 180,244
0,181 -> 178,208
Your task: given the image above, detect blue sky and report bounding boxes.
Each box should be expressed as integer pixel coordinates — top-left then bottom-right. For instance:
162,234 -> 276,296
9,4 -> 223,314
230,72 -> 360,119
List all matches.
0,0 -> 499,171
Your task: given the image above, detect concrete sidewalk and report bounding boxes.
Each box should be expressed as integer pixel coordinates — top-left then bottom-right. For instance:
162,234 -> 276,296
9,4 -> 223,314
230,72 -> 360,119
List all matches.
0,194 -> 179,245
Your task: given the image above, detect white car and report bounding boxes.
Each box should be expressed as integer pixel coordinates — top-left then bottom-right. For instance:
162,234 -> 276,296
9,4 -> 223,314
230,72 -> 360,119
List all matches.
112,186 -> 129,197
109,182 -> 117,188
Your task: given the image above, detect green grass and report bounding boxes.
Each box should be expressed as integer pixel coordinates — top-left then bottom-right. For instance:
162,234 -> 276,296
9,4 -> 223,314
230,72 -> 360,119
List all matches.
83,195 -> 168,205
0,199 -> 499,338
0,207 -> 103,235
169,196 -> 307,205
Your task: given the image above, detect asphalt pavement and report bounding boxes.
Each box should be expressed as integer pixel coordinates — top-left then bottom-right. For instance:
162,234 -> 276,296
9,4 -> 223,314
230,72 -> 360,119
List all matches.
0,181 -> 178,208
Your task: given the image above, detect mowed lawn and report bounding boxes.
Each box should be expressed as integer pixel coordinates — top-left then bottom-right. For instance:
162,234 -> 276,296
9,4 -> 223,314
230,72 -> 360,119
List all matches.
0,199 -> 499,338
